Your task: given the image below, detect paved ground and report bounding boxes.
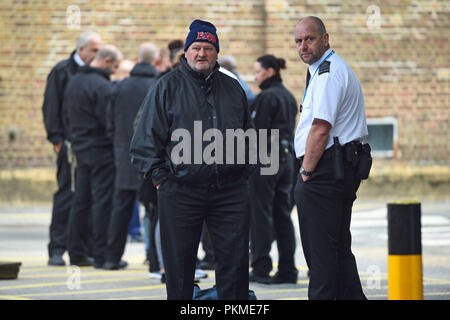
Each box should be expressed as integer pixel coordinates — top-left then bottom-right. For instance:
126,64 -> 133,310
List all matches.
0,200 -> 449,301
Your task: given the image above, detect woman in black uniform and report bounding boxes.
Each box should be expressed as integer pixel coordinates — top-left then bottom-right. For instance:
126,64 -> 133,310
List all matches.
249,54 -> 299,284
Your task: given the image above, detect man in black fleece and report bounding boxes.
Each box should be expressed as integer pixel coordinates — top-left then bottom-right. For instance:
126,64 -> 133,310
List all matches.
130,20 -> 253,300
65,45 -> 122,268
104,43 -> 160,270
42,31 -> 102,266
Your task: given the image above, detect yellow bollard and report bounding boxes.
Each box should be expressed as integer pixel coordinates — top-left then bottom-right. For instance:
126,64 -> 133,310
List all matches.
387,201 -> 423,300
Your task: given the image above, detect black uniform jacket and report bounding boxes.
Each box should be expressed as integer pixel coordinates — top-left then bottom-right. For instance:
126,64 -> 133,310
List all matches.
250,74 -> 298,141
130,56 -> 253,187
42,50 -> 80,145
109,63 -> 159,190
65,66 -> 113,154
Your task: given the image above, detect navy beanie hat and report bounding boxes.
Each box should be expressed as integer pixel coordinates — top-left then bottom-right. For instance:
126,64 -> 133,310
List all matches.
184,19 -> 220,53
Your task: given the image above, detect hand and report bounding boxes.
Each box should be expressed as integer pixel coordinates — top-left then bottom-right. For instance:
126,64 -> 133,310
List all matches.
156,180 -> 167,190
301,173 -> 310,182
53,142 -> 62,154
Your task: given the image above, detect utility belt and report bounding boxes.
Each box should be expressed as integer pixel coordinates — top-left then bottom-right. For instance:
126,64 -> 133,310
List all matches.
299,138 -> 372,180
332,137 -> 372,181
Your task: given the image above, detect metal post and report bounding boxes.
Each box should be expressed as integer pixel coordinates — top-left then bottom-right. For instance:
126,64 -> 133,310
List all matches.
387,201 -> 423,300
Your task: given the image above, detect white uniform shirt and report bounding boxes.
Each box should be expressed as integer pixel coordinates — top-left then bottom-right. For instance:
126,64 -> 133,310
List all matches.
294,48 -> 368,158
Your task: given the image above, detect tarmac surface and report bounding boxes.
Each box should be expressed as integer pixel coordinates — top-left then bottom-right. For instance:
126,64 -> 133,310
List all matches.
0,200 -> 449,301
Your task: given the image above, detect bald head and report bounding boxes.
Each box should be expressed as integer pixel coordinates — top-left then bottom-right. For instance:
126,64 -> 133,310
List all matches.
218,55 -> 238,74
294,16 -> 330,65
296,16 -> 327,36
91,44 -> 123,75
138,42 -> 159,65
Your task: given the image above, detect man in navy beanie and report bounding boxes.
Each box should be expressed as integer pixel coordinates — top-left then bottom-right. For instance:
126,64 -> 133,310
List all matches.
183,19 -> 220,77
184,19 -> 220,53
130,19 -> 253,299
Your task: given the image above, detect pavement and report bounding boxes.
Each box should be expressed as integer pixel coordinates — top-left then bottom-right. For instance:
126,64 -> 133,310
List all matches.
0,200 -> 449,301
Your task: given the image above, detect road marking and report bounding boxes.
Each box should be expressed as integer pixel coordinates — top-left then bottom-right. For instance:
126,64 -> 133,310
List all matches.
18,269 -> 149,279
423,291 -> 450,297
0,276 -> 149,290
7,285 -> 165,298
0,295 -> 32,300
18,282 -> 215,298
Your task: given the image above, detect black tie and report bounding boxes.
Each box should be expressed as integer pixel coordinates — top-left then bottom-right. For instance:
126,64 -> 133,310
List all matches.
305,69 -> 311,90
300,69 -> 311,113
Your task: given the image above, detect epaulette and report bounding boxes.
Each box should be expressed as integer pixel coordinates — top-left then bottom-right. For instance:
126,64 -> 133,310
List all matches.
318,61 -> 330,75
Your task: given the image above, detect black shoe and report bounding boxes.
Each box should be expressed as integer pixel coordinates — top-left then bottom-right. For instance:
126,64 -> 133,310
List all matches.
70,257 -> 93,267
48,254 -> 65,266
249,271 -> 272,284
270,272 -> 298,284
103,260 -> 128,270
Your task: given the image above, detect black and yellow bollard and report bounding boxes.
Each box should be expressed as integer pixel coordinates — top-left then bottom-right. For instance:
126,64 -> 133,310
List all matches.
387,201 -> 423,300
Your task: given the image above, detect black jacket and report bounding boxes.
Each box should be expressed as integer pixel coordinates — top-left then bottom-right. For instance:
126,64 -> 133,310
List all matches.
130,56 -> 253,187
109,63 -> 159,190
65,66 -> 113,154
250,74 -> 298,149
42,50 -> 80,145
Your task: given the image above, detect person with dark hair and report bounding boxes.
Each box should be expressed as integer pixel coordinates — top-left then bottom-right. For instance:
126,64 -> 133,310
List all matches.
293,16 -> 368,299
168,39 -> 184,62
248,54 -> 299,284
130,19 -> 253,300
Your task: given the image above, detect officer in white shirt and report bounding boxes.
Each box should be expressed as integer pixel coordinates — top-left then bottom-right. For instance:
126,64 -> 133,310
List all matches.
293,16 -> 368,300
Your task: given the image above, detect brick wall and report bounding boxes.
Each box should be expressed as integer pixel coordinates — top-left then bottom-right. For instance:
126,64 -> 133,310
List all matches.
0,0 -> 448,167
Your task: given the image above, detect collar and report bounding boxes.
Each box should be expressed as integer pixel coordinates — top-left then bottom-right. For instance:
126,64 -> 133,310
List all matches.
130,63 -> 159,78
79,65 -> 111,80
308,48 -> 333,74
259,74 -> 282,90
73,51 -> 85,67
179,56 -> 219,82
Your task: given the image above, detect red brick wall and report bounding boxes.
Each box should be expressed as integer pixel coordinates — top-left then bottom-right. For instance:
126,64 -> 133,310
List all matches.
0,0 -> 448,167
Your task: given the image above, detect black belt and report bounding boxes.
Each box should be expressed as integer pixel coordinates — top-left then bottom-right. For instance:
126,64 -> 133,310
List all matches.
298,140 -> 362,162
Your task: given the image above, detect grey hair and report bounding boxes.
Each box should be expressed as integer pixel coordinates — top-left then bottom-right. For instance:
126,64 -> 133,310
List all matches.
217,55 -> 238,74
138,42 -> 159,64
95,44 -> 122,63
76,31 -> 101,51
297,16 -> 327,35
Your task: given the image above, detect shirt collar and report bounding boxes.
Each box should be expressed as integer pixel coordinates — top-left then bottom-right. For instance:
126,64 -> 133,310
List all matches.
73,52 -> 85,67
308,48 -> 333,74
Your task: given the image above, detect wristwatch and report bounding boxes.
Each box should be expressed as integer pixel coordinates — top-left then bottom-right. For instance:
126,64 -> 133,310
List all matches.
300,166 -> 313,177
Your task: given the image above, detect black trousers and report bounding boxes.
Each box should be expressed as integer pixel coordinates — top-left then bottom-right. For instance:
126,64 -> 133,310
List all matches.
48,142 -> 73,257
294,152 -> 366,300
249,152 -> 297,278
146,205 -> 161,273
106,188 -> 137,263
157,179 -> 249,300
200,222 -> 215,264
68,148 -> 114,266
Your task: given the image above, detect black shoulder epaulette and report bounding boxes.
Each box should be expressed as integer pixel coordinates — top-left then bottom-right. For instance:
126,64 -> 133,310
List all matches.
318,61 -> 330,75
